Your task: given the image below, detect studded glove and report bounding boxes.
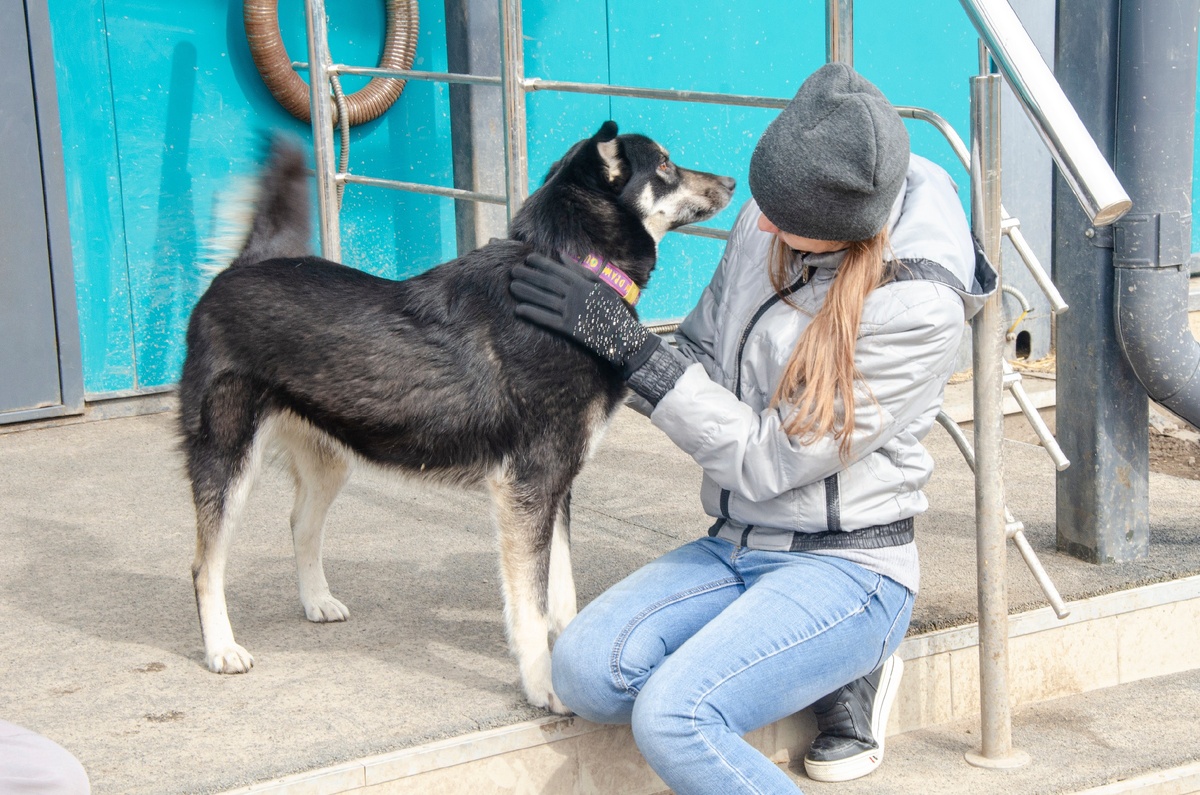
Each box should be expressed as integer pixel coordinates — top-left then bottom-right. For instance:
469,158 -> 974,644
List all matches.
511,253 -> 687,405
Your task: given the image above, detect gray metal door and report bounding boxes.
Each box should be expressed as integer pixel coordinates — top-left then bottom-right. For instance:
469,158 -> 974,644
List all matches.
0,0 -> 83,423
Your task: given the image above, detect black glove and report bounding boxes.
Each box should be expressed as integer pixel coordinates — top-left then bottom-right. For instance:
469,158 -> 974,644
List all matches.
511,253 -> 687,405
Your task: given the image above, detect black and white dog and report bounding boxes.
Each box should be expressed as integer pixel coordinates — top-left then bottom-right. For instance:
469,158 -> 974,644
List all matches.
179,122 -> 734,713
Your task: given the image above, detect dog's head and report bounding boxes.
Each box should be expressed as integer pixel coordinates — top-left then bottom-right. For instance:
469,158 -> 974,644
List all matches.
606,128 -> 737,243
511,122 -> 736,287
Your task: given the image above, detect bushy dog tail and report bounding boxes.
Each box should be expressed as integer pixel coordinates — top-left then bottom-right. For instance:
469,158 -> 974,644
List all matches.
200,135 -> 312,277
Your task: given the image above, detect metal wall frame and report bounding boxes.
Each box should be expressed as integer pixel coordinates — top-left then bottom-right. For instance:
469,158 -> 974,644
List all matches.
299,0 -> 1131,770
0,0 -> 85,425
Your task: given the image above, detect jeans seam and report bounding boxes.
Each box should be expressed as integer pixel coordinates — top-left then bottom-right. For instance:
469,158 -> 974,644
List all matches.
609,577 -> 742,697
686,572 -> 885,782
694,721 -> 772,794
875,585 -> 914,671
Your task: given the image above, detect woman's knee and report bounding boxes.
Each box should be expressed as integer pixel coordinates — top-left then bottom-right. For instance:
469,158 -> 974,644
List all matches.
629,668 -> 709,755
551,617 -> 634,723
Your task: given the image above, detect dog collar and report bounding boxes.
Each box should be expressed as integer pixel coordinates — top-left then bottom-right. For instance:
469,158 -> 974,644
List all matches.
572,253 -> 641,306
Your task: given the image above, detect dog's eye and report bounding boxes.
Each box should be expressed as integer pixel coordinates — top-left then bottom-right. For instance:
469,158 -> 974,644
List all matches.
658,160 -> 671,173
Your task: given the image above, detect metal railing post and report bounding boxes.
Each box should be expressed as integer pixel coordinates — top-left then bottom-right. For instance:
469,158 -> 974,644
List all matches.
497,0 -> 529,221
826,0 -> 853,65
304,0 -> 342,260
965,71 -> 1030,770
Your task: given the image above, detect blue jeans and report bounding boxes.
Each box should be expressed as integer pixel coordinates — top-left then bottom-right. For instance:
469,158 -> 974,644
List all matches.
552,537 -> 914,795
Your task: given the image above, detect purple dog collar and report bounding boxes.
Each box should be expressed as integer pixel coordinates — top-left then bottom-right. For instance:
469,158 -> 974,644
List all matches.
572,253 -> 641,306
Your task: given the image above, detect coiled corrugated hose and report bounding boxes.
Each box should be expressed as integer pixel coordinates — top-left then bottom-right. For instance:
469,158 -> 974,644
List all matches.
243,0 -> 419,126
244,0 -> 418,206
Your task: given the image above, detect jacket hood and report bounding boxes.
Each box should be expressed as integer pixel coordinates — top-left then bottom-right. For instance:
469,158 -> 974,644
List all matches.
799,154 -> 995,321
888,155 -> 995,320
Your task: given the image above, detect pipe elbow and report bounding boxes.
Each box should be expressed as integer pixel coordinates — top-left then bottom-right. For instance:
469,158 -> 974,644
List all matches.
1113,267 -> 1200,426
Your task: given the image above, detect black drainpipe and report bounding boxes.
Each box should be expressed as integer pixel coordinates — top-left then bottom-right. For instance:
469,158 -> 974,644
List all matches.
1112,0 -> 1200,427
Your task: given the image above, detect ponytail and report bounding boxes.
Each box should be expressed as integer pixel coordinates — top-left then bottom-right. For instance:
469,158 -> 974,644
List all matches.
768,229 -> 891,459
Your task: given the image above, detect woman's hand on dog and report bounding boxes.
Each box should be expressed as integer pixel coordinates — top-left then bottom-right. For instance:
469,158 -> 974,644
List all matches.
511,253 -> 657,378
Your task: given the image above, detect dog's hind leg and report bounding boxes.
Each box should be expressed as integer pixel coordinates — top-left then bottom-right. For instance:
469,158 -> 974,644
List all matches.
487,465 -> 570,715
546,491 -> 577,641
279,416 -> 351,623
188,392 -> 273,674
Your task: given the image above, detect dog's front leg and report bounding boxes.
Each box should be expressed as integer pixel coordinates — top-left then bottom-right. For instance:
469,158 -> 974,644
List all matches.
487,471 -> 570,715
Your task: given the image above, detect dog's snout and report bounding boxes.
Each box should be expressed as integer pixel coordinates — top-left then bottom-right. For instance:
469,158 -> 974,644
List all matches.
718,175 -> 737,192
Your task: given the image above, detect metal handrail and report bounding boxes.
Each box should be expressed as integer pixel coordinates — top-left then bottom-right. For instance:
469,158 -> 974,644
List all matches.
959,0 -> 1132,226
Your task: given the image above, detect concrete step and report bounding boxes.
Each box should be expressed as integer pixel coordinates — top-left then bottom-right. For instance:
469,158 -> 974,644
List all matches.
218,575 -> 1200,795
800,670 -> 1200,795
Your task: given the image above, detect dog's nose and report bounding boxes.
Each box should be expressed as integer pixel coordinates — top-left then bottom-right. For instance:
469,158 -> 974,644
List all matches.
719,176 -> 737,191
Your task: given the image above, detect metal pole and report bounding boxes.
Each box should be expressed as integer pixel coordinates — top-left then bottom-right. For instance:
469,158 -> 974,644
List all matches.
1053,0 -> 1150,564
826,0 -> 853,65
958,0 -> 1130,227
497,0 -> 529,221
965,71 -> 1030,771
304,0 -> 341,260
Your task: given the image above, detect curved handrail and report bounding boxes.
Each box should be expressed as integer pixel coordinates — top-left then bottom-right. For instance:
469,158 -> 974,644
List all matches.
959,0 -> 1131,226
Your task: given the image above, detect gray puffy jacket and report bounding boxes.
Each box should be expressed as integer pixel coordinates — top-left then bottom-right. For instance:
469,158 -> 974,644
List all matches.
648,154 -> 995,592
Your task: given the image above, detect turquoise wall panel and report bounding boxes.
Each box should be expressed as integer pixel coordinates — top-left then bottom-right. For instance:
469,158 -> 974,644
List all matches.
51,0 -> 452,392
522,0 -> 612,189
47,0 -> 136,394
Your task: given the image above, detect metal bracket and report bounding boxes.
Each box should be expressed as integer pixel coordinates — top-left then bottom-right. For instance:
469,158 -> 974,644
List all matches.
1085,224 -> 1114,248
1112,211 -> 1189,268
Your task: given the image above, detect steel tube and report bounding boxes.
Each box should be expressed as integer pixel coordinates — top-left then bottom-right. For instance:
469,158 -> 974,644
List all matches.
524,78 -> 790,109
1011,530 -> 1071,619
304,0 -> 341,260
935,411 -> 1069,618
675,223 -> 730,241
497,0 -> 529,219
935,412 -> 977,467
965,73 -> 1028,770
959,0 -> 1130,226
898,107 -> 970,166
1005,369 -> 1070,470
341,173 -> 507,205
1005,222 -> 1068,314
826,0 -> 853,66
293,62 -> 503,87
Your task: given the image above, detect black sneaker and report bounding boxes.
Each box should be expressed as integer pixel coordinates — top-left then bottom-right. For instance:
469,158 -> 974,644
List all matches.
803,654 -> 904,782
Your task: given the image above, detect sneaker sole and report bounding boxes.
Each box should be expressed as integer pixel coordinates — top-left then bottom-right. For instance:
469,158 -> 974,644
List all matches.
803,654 -> 905,783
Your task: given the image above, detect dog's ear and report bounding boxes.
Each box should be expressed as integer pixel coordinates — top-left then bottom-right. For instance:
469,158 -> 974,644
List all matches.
593,121 -> 627,189
593,121 -> 619,142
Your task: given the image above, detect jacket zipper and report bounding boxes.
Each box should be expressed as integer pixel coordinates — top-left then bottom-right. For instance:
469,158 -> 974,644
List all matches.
721,268 -> 811,521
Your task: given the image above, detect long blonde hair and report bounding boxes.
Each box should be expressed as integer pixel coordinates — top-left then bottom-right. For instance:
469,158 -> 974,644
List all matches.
768,229 -> 892,459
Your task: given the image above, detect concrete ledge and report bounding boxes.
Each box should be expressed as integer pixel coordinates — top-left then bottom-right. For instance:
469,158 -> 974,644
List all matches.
218,575 -> 1200,795
1073,761 -> 1200,795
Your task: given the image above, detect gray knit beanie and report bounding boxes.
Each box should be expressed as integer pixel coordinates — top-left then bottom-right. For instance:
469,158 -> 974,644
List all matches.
749,63 -> 910,241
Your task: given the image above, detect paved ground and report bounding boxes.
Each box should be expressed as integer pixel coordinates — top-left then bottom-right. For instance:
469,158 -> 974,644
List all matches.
1,398 -> 1198,794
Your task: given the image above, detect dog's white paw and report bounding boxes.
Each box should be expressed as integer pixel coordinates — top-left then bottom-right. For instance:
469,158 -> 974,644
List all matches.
545,689 -> 573,716
523,666 -> 572,715
525,684 -> 573,716
303,595 -> 350,623
206,644 -> 254,674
